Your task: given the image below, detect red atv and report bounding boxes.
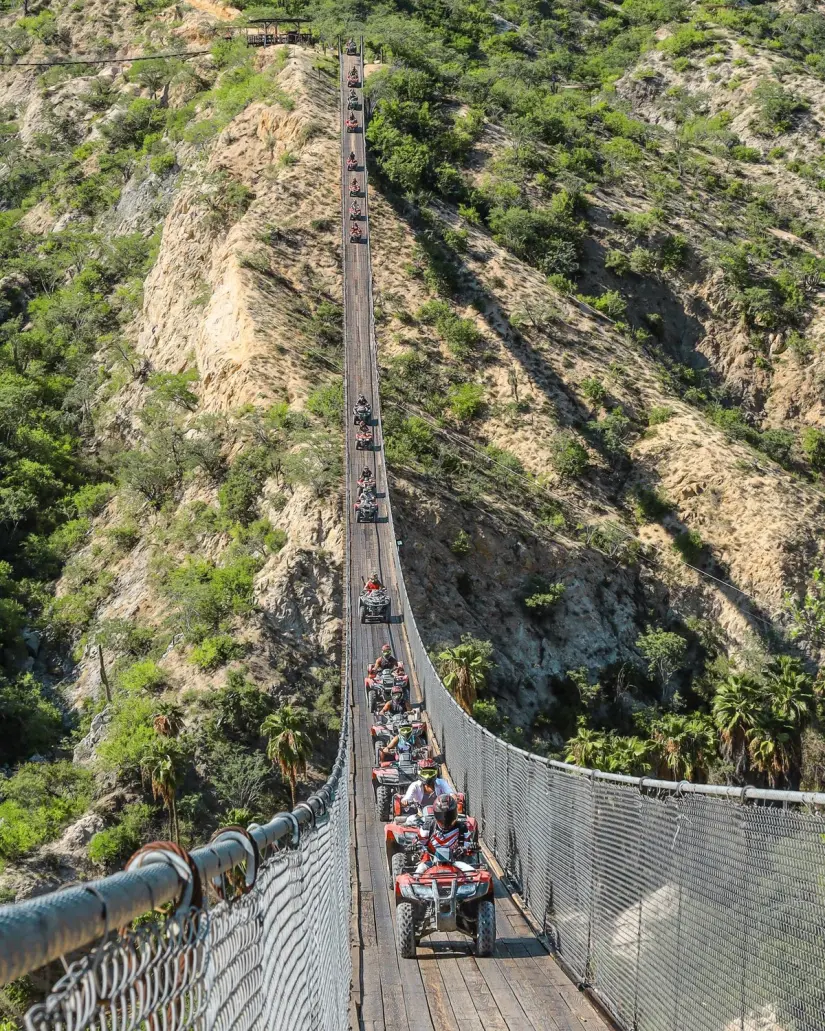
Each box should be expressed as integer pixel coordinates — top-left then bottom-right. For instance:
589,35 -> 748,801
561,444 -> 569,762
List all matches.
347,153 -> 358,170
372,752 -> 421,821
347,70 -> 360,87
346,114 -> 358,132
394,844 -> 495,958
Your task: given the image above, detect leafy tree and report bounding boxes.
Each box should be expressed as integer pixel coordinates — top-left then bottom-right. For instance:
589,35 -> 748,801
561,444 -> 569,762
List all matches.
436,636 -> 494,713
636,626 -> 687,701
261,706 -> 313,808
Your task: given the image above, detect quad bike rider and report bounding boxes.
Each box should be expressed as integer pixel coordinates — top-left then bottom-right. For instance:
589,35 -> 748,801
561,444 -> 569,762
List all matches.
366,666 -> 397,711
346,38 -> 358,55
347,90 -> 359,109
380,721 -> 419,763
360,583 -> 389,625
350,221 -> 362,242
381,683 -> 411,715
364,571 -> 382,592
393,794 -> 495,958
355,491 -> 378,523
349,201 -> 362,220
358,467 -> 376,491
347,151 -> 358,170
414,794 -> 475,873
392,661 -> 409,690
370,643 -> 397,672
346,113 -> 358,132
350,177 -> 360,194
353,395 -> 371,423
401,760 -> 451,809
347,69 -> 360,87
355,418 -> 372,445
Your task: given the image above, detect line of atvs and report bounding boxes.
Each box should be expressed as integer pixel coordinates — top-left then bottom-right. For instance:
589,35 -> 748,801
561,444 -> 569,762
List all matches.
364,677 -> 495,957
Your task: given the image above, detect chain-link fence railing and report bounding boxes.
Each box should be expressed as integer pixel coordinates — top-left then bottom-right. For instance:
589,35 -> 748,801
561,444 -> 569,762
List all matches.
0,678 -> 351,1031
383,545 -> 825,1031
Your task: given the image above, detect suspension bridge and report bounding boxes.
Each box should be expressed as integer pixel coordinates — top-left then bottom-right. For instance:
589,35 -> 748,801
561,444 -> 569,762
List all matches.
0,40 -> 823,1031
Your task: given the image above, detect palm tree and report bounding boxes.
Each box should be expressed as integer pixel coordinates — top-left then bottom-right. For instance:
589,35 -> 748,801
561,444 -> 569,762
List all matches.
436,638 -> 493,714
141,740 -> 185,843
712,673 -> 764,777
565,720 -> 608,768
764,655 -> 814,728
747,722 -> 794,787
152,702 -> 184,739
650,713 -> 717,781
261,706 -> 313,809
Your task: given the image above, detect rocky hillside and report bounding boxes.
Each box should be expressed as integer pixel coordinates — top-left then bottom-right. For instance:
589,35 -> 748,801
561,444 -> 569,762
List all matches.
0,0 -> 346,919
2,0 -> 825,938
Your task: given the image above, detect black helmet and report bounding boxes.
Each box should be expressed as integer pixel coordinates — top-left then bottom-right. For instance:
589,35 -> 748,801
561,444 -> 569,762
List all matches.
433,793 -> 457,830
391,683 -> 403,697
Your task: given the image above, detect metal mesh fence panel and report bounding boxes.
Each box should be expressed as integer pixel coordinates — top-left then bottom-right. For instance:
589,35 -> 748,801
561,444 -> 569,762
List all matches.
23,705 -> 351,1031
382,535 -> 825,1031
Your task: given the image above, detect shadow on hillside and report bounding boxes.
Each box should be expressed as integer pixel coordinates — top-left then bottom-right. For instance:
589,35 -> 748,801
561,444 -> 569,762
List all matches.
368,178 -> 780,645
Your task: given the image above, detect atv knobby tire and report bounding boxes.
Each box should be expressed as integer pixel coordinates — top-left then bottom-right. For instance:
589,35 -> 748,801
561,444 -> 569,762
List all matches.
391,850 -> 407,882
376,785 -> 392,821
475,899 -> 496,957
367,689 -> 377,712
396,902 -> 417,959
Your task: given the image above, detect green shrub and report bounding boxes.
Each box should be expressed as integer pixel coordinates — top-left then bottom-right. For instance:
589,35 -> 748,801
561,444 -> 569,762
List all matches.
102,98 -> 166,150
0,673 -> 63,765
673,528 -> 705,564
88,802 -> 152,869
660,233 -> 689,271
162,556 -> 258,642
72,483 -> 114,517
605,249 -> 631,275
550,432 -> 589,480
581,378 -> 607,409
447,383 -> 485,421
801,427 -> 825,471
751,80 -> 808,135
218,447 -> 271,525
96,695 -> 156,778
47,518 -> 90,559
118,660 -> 167,694
0,762 -> 93,862
521,575 -> 566,613
107,521 -> 141,551
648,405 -> 675,427
450,529 -> 472,556
189,634 -> 246,671
629,246 -> 658,274
472,698 -> 505,733
305,381 -> 343,427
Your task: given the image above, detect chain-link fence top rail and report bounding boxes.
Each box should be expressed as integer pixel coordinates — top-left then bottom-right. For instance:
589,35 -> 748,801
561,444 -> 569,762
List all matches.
367,255 -> 825,1028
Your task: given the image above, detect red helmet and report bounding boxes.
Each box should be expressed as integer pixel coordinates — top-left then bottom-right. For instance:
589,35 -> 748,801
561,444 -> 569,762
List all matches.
433,794 -> 457,830
381,644 -> 392,655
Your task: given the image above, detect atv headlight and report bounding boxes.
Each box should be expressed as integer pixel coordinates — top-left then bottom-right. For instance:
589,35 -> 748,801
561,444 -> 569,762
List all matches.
456,883 -> 480,898
412,885 -> 433,900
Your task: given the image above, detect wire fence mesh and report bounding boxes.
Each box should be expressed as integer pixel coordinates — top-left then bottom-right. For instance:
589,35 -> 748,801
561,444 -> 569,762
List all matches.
21,701 -> 351,1031
389,566 -> 825,1031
